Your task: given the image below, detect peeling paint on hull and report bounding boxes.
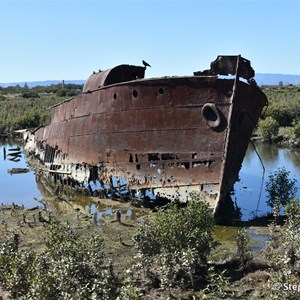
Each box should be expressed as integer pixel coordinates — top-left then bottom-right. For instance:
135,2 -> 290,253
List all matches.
24,56 -> 267,219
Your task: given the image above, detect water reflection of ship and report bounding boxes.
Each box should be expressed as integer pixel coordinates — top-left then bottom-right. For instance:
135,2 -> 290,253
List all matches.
3,146 -> 22,162
35,173 -> 139,225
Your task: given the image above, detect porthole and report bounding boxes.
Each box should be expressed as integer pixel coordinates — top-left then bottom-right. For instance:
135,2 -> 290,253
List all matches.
202,103 -> 221,130
132,90 -> 138,98
159,88 -> 164,95
113,93 -> 117,99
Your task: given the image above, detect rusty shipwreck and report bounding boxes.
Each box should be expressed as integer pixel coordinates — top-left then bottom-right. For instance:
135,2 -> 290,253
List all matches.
24,55 -> 267,218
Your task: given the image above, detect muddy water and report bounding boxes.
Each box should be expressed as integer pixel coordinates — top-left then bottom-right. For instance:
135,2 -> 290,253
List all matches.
213,226 -> 270,252
1,138 -> 300,221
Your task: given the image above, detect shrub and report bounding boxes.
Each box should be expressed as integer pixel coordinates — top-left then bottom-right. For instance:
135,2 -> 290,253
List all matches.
257,116 -> 279,142
235,228 -> 252,268
280,121 -> 300,146
266,199 -> 300,299
56,89 -> 67,97
66,90 -> 78,97
18,111 -> 41,128
294,121 -> 300,137
132,194 -> 215,291
265,167 -> 298,208
22,91 -> 40,98
0,220 -> 118,300
264,103 -> 295,127
203,266 -> 230,298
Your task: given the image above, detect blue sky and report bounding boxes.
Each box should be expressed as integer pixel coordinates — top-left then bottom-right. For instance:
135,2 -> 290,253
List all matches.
0,0 -> 299,82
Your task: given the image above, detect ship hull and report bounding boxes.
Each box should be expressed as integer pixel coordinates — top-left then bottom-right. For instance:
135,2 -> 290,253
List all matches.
24,57 -> 267,218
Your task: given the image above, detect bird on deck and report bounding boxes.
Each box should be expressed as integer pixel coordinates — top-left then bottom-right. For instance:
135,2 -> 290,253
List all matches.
142,60 -> 151,69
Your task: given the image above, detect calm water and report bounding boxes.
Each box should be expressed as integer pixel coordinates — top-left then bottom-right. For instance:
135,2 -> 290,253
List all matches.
1,138 -> 300,220
0,138 -> 42,207
234,143 -> 300,220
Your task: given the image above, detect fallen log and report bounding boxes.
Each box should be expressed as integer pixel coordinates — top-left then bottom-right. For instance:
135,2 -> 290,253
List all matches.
7,168 -> 30,174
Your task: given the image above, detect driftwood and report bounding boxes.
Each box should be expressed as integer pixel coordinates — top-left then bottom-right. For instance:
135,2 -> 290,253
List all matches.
7,168 -> 30,175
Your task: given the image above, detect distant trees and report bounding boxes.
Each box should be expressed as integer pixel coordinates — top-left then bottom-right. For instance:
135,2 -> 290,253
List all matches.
0,83 -> 83,95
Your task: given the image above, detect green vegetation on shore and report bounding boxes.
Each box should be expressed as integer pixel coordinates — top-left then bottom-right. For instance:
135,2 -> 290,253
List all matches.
0,83 -> 82,136
258,85 -> 300,145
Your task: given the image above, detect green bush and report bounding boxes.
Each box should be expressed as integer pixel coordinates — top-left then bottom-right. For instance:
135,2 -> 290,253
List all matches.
202,266 -> 230,298
56,89 -> 67,97
22,91 -> 40,98
66,90 -> 78,97
131,194 -> 215,291
14,111 -> 41,129
0,220 -> 118,300
257,116 -> 279,141
265,167 -> 298,208
235,228 -> 252,268
281,122 -> 300,146
293,121 -> 300,139
264,103 -> 295,127
267,199 -> 300,299
261,86 -> 300,136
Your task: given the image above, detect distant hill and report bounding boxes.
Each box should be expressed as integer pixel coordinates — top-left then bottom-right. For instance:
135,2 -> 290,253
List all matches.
254,74 -> 300,86
0,80 -> 84,88
1,74 -> 300,87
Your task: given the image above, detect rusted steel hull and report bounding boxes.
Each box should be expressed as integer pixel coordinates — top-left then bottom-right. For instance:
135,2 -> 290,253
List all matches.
24,56 -> 267,217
